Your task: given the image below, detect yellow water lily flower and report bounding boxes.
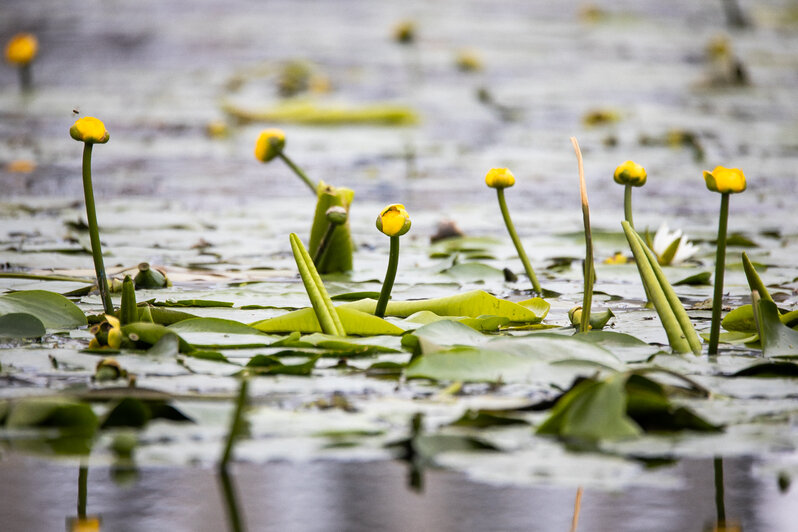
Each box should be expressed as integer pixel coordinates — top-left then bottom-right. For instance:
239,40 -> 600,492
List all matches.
254,128 -> 286,162
376,204 -> 411,237
88,314 -> 122,350
603,252 -> 630,265
485,167 -> 515,189
703,166 -> 746,194
5,33 -> 38,65
70,117 -> 109,144
613,160 -> 647,187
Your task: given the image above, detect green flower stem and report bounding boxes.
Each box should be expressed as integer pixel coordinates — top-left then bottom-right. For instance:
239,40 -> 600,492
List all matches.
77,463 -> 88,519
714,457 -> 727,525
278,152 -> 317,194
624,184 -> 634,229
709,193 -> 730,355
623,221 -> 691,353
81,143 -> 113,315
220,377 -> 249,468
375,236 -> 400,318
19,64 -> 32,93
312,223 -> 337,266
496,188 -> 541,294
636,231 -> 702,355
289,233 -> 345,336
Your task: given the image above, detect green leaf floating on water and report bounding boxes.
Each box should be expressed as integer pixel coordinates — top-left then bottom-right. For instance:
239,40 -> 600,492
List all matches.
0,313 -> 46,338
168,318 -> 280,348
396,311 -> 510,332
406,334 -> 622,385
245,353 -> 321,376
342,290 -> 549,323
0,290 -> 87,329
251,306 -> 403,336
221,98 -> 419,125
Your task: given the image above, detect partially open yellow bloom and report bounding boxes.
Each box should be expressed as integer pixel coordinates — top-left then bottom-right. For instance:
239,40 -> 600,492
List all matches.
703,165 -> 746,194
485,168 -> 515,189
376,204 -> 411,237
70,117 -> 110,144
613,160 -> 647,187
88,314 -> 122,350
5,33 -> 38,65
254,129 -> 286,162
603,252 -> 630,265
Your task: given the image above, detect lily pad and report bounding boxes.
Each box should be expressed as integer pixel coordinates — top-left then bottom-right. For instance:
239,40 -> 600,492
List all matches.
0,313 -> 46,338
168,318 -> 278,348
250,306 -> 403,336
343,290 -> 549,323
0,290 -> 86,329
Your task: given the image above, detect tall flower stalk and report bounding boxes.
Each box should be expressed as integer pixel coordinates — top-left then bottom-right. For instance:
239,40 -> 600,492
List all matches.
375,204 -> 411,318
71,117 -> 113,314
254,128 -> 317,194
704,165 -> 747,355
485,168 -> 542,294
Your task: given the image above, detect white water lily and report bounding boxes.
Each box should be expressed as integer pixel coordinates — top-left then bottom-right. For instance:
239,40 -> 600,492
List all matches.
652,223 -> 699,265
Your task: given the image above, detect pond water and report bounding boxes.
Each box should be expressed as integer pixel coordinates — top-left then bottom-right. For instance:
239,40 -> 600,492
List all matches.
2,0 -> 798,530
0,456 -> 795,532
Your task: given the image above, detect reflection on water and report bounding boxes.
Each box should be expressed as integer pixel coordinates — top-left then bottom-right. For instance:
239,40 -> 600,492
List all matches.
0,454 -> 794,532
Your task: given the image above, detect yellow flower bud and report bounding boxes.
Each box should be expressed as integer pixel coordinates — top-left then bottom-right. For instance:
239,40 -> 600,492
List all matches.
254,128 -> 286,162
703,165 -> 746,194
70,117 -> 109,144
485,168 -> 515,189
568,306 -> 585,328
613,160 -> 647,187
5,33 -> 38,65
376,204 -> 411,237
394,21 -> 416,45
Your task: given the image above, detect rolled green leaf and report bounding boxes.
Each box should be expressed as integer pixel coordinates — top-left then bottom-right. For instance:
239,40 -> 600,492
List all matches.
742,251 -> 772,303
622,221 -> 691,353
308,182 -> 354,273
289,233 -> 346,336
120,275 -> 138,325
634,230 -> 702,355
